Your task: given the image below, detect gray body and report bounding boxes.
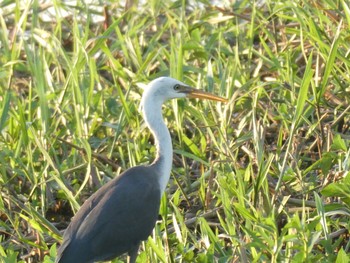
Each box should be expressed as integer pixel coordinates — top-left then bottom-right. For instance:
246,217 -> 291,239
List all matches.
56,165 -> 161,263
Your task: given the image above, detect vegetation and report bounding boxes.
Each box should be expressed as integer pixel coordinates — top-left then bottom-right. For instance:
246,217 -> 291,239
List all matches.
0,0 -> 349,262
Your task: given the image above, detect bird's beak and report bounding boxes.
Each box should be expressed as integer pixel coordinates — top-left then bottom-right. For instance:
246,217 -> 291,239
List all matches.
180,86 -> 228,103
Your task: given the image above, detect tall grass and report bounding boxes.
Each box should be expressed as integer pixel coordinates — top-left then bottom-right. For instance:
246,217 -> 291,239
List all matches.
0,0 -> 349,262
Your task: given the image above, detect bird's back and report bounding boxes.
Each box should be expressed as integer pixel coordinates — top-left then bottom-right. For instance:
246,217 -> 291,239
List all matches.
56,165 -> 161,263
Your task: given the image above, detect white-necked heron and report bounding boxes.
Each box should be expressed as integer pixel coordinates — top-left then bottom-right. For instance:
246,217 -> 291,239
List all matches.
55,77 -> 227,263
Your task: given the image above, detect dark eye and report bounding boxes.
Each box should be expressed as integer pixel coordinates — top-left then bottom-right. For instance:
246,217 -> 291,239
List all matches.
174,84 -> 180,91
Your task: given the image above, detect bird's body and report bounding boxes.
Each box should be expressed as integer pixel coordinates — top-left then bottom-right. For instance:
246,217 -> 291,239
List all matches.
56,77 -> 227,263
56,166 -> 161,263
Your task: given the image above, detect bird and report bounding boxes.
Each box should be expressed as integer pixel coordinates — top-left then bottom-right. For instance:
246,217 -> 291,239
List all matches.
55,77 -> 227,263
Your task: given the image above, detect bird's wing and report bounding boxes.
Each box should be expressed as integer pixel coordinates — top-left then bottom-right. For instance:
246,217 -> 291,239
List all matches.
79,170 -> 160,241
59,166 -> 161,261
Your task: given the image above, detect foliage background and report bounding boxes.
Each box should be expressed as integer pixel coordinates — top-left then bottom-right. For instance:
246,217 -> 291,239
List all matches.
0,0 -> 349,262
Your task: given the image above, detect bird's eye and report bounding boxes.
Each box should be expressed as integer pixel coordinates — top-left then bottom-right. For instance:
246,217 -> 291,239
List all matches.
173,84 -> 180,91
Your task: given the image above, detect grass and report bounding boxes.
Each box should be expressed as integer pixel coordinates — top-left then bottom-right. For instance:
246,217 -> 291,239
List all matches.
0,0 -> 350,262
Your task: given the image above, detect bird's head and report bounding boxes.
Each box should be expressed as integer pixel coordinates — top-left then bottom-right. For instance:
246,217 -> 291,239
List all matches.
141,77 -> 227,109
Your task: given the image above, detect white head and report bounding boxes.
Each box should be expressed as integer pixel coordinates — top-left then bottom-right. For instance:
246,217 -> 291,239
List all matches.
140,77 -> 188,109
140,76 -> 227,110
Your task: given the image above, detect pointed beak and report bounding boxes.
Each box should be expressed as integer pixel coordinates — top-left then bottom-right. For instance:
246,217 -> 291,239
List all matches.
179,86 -> 228,103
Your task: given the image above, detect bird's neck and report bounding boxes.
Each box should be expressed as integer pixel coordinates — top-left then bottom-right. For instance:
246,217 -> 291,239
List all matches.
143,101 -> 173,194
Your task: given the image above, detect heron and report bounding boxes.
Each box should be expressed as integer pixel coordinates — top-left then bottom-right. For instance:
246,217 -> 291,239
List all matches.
56,77 -> 227,263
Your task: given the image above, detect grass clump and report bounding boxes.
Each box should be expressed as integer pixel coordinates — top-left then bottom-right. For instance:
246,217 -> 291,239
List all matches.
0,0 -> 349,262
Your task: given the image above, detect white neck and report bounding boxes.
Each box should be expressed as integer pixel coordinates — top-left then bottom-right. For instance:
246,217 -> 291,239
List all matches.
142,99 -> 173,195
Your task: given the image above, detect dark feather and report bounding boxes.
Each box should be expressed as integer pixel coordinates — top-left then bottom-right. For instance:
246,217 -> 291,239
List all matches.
56,165 -> 161,263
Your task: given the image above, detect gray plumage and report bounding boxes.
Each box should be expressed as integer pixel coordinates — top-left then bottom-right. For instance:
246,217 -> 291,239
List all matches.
56,165 -> 161,263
